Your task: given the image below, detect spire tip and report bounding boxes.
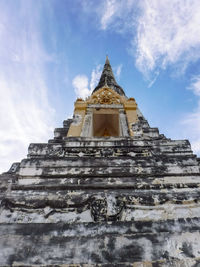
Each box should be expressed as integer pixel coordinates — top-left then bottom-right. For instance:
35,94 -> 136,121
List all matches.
105,55 -> 110,64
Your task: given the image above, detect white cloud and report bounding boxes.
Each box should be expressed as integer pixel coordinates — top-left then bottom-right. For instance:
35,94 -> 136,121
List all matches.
135,0 -> 200,74
179,75 -> 200,155
101,0 -> 118,30
188,76 -> 200,96
97,0 -> 137,32
114,64 -> 122,81
95,0 -> 200,75
72,75 -> 90,99
181,101 -> 200,155
147,71 -> 159,88
191,140 -> 200,155
90,64 -> 102,90
0,2 -> 55,173
73,65 -> 102,99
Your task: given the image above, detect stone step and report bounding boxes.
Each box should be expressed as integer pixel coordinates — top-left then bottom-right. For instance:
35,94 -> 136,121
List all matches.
18,165 -> 200,177
20,156 -> 199,169
0,220 -> 200,265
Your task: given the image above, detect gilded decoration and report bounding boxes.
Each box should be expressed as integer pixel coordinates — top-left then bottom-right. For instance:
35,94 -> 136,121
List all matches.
88,87 -> 121,105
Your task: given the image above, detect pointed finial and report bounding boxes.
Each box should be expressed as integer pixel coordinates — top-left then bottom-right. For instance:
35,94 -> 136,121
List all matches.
105,55 -> 110,64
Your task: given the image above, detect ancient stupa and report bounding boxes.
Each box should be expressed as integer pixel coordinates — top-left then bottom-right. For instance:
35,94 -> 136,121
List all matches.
0,57 -> 200,266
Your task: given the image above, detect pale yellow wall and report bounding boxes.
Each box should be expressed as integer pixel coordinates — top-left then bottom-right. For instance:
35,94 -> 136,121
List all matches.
67,99 -> 87,137
123,98 -> 138,137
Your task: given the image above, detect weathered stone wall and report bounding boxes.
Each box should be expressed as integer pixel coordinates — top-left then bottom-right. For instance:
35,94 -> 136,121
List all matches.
0,111 -> 200,266
1,220 -> 200,266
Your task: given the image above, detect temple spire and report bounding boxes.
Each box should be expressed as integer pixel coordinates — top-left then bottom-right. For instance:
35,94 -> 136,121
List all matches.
105,55 -> 110,64
92,56 -> 125,96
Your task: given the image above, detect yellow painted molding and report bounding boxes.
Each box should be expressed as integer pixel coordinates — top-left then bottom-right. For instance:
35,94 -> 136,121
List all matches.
123,97 -> 137,110
74,99 -> 88,111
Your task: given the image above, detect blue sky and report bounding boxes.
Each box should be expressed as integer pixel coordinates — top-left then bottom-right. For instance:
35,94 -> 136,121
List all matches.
1,0 -> 200,172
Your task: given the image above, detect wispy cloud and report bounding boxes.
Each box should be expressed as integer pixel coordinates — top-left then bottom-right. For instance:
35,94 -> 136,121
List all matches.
93,0 -> 200,76
73,65 -> 102,99
100,0 -> 118,30
114,64 -> 122,81
188,76 -> 200,96
147,71 -> 159,88
90,65 -> 102,90
0,1 -> 55,173
181,101 -> 200,155
181,75 -> 200,155
135,0 -> 200,74
97,0 -> 137,32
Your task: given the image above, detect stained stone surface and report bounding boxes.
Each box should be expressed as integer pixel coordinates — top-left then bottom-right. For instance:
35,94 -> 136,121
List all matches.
0,58 -> 200,266
0,109 -> 200,266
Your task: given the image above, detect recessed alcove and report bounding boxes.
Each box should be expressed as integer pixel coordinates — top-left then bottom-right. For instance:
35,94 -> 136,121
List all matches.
93,109 -> 119,137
